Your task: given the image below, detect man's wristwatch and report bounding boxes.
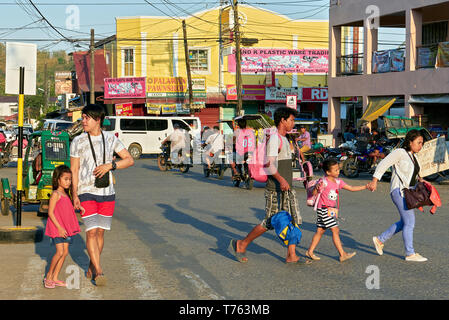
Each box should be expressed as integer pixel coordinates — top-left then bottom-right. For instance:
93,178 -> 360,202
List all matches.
111,160 -> 117,171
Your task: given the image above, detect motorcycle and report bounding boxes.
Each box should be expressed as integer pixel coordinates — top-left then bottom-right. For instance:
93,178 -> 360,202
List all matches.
157,142 -> 191,173
341,138 -> 393,178
231,160 -> 254,190
203,150 -> 229,179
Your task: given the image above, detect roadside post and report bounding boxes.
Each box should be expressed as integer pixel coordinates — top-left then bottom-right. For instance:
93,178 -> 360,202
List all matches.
0,42 -> 43,243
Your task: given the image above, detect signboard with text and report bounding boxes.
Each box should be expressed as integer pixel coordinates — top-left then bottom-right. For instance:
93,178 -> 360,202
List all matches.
301,87 -> 328,102
228,48 -> 328,74
226,85 -> 265,101
115,102 -> 133,116
415,137 -> 449,177
265,87 -> 301,103
104,77 -> 146,99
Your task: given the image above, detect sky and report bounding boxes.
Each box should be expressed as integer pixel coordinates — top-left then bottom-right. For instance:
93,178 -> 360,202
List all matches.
0,0 -> 329,52
0,0 -> 403,53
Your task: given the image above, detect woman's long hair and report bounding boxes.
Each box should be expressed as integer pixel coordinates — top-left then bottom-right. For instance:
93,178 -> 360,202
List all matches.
403,129 -> 424,152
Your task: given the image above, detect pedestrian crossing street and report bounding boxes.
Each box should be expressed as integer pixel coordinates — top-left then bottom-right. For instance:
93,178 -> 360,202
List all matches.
12,255 -> 225,300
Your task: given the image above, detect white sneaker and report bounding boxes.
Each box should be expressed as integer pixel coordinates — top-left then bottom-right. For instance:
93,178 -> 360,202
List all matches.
372,236 -> 384,256
405,253 -> 428,262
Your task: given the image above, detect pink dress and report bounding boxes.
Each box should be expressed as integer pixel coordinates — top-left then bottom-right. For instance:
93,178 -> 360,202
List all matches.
45,193 -> 81,238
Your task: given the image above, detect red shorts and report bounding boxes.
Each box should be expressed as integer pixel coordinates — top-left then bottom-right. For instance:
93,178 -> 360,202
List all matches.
79,194 -> 115,231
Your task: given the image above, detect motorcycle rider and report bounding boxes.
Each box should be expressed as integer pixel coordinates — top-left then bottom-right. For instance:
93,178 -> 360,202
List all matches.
161,123 -> 187,164
230,118 -> 254,178
204,126 -> 224,170
296,125 -> 311,153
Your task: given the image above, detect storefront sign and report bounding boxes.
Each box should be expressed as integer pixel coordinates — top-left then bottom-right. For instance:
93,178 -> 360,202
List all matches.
286,95 -> 297,109
302,87 -> 328,102
226,85 -> 265,101
228,48 -> 328,74
161,104 -> 177,114
104,77 -> 146,99
146,76 -> 206,98
115,102 -> 133,116
146,103 -> 161,115
265,87 -> 301,103
415,137 -> 449,177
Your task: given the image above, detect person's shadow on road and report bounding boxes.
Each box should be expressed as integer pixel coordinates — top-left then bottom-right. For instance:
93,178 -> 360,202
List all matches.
157,200 -> 282,262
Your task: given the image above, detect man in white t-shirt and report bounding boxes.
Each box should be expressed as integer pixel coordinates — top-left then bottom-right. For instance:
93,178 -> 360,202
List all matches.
204,126 -> 224,169
162,123 -> 188,164
70,104 -> 134,286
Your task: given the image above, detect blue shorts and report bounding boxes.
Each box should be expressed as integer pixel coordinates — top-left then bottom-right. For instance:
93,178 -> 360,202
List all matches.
50,236 -> 74,246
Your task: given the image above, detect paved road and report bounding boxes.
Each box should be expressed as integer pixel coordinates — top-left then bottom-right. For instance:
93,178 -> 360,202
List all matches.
1,158 -> 448,299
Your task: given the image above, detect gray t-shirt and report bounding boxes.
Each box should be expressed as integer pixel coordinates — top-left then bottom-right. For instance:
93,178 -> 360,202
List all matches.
70,131 -> 125,196
265,134 -> 292,192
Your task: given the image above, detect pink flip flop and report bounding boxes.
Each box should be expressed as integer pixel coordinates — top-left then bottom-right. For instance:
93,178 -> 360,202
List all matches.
53,280 -> 67,287
44,278 -> 55,289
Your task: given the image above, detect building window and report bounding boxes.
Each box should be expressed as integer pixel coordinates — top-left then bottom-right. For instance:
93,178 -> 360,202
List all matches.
123,48 -> 134,76
189,49 -> 209,72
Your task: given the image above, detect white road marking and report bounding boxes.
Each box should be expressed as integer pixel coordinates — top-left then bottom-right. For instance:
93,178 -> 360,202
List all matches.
17,256 -> 46,300
181,271 -> 225,300
125,257 -> 162,299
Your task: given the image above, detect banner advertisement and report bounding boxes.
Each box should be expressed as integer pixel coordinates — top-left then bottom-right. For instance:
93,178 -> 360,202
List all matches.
301,87 -> 328,102
226,85 -> 265,101
372,51 -> 390,73
265,87 -> 301,103
104,77 -> 146,99
176,103 -> 190,114
415,137 -> 449,177
228,48 -> 328,73
146,103 -> 161,115
161,104 -> 177,114
115,102 -> 133,116
55,71 -> 72,95
436,41 -> 449,68
418,47 -> 437,68
146,76 -> 206,98
390,50 -> 405,72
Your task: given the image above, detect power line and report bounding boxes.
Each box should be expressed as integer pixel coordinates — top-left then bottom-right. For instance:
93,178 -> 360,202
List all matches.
26,0 -> 76,43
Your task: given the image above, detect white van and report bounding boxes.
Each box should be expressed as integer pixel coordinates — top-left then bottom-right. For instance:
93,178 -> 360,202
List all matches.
104,116 -> 193,159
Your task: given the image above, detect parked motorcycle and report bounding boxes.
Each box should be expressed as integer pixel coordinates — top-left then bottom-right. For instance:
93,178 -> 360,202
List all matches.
157,142 -> 191,173
341,138 -> 394,178
203,151 -> 229,179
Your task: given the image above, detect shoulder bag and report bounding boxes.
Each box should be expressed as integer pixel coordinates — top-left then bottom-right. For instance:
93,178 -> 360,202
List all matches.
396,152 -> 431,210
88,131 -> 110,188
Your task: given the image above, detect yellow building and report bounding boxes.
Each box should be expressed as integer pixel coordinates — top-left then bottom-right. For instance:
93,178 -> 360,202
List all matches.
103,5 -> 329,127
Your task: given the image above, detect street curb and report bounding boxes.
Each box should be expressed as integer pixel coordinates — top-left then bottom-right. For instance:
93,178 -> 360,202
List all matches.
0,226 -> 44,243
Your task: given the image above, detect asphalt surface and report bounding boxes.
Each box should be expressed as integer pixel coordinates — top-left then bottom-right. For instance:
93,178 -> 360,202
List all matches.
1,158 -> 449,300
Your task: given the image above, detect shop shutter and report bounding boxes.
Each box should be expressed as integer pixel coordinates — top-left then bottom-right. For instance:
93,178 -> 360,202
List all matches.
194,106 -> 219,129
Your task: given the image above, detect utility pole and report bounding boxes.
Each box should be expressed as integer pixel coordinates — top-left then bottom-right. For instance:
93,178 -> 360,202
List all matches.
182,20 -> 193,108
233,0 -> 243,116
43,61 -> 48,111
90,28 -> 95,104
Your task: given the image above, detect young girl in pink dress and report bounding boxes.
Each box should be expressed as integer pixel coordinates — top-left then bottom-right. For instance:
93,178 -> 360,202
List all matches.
44,165 -> 82,289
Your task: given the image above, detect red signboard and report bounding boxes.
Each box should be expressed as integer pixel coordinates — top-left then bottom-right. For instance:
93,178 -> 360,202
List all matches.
115,102 -> 133,116
301,87 -> 328,102
226,85 -> 265,101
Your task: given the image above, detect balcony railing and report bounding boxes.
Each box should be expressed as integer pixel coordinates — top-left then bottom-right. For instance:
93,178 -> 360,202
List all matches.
337,53 -> 364,76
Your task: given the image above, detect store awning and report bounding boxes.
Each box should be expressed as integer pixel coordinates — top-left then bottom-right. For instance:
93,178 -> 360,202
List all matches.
361,97 -> 396,122
408,94 -> 449,104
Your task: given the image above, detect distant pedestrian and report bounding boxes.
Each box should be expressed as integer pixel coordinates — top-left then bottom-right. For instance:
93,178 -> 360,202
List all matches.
306,159 -> 368,262
230,107 -> 306,264
43,165 -> 81,289
368,129 -> 428,262
70,104 -> 134,286
297,125 -> 311,153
